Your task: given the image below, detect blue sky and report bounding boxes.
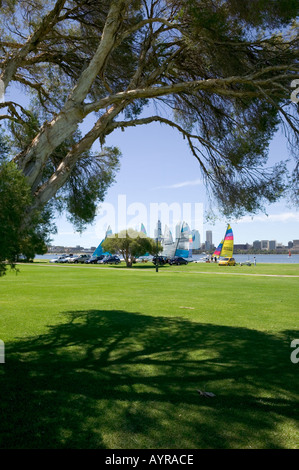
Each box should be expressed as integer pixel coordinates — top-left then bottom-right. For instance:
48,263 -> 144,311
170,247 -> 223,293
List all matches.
50,111 -> 299,249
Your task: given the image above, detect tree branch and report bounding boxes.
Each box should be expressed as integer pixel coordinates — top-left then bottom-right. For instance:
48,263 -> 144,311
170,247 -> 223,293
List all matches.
0,0 -> 67,89
13,0 -> 132,189
30,100 -> 129,208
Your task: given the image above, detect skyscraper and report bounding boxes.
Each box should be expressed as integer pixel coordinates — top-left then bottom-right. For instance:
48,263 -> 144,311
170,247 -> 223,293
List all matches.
205,230 -> 212,250
154,220 -> 162,240
191,230 -> 201,249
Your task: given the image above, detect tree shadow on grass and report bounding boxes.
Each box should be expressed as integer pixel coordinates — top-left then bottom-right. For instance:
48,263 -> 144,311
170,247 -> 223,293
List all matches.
0,310 -> 298,449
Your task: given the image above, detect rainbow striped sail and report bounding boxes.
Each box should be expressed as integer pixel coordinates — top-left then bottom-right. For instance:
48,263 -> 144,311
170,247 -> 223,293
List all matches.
213,239 -> 224,258
220,224 -> 234,258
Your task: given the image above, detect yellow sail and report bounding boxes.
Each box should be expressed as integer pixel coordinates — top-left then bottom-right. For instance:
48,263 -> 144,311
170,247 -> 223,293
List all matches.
220,225 -> 233,258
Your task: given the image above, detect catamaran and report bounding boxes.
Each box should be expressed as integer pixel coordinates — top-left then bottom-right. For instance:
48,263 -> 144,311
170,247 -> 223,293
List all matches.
213,224 -> 234,261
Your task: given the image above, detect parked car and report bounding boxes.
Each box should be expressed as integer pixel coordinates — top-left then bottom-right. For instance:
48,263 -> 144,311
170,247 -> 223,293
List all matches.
85,255 -> 105,264
73,254 -> 90,264
218,257 -> 236,266
168,256 -> 188,265
49,255 -> 67,263
98,255 -> 110,264
67,255 -> 80,263
60,254 -> 74,263
103,255 -> 121,265
152,256 -> 168,265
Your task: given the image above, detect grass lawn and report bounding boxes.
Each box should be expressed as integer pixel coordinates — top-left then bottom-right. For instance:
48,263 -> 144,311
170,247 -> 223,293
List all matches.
0,263 -> 298,449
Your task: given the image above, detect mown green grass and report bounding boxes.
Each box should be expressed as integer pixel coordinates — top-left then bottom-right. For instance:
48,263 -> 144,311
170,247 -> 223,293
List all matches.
35,257 -> 299,277
0,264 -> 298,449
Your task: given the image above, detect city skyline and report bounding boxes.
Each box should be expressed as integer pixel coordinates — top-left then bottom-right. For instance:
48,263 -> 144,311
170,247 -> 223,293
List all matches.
48,224 -> 298,252
49,191 -> 299,249
50,198 -> 299,249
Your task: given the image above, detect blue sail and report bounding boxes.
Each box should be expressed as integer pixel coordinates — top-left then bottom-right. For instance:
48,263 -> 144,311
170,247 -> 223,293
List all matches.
92,241 -> 104,257
93,225 -> 113,256
175,222 -> 191,258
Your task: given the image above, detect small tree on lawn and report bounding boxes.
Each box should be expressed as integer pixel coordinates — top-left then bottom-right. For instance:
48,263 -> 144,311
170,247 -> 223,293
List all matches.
102,228 -> 162,267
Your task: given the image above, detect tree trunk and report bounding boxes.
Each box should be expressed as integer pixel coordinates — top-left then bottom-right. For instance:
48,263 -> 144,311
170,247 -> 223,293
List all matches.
13,0 -> 131,195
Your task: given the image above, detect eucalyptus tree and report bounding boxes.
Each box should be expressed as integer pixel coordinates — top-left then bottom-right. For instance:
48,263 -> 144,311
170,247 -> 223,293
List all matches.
0,0 -> 298,226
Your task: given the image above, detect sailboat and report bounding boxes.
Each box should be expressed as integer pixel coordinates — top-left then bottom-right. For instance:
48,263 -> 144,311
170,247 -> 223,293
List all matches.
188,233 -> 193,259
92,225 -> 113,257
140,223 -> 147,235
175,221 -> 191,258
220,224 -> 234,258
217,224 -> 235,265
161,221 -> 192,259
212,239 -> 224,261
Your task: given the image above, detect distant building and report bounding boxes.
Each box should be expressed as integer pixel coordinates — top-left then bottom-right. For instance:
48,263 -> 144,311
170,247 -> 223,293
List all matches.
253,240 -> 262,250
261,240 -> 269,250
234,244 -> 250,251
205,230 -> 212,250
293,240 -> 299,248
269,240 -> 277,250
191,230 -> 201,249
154,220 -> 162,240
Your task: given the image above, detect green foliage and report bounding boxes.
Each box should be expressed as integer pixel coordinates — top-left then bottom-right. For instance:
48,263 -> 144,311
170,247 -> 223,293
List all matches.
0,128 -> 10,161
226,0 -> 299,27
204,101 -> 287,216
184,0 -> 299,30
169,1 -> 298,215
0,160 -> 31,274
18,205 -> 56,261
102,228 -> 162,267
0,155 -> 55,275
62,146 -> 121,232
210,162 -> 287,218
